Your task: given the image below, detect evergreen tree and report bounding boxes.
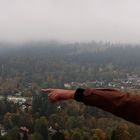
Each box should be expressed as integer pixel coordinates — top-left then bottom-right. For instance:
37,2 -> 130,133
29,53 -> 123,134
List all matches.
34,117 -> 48,140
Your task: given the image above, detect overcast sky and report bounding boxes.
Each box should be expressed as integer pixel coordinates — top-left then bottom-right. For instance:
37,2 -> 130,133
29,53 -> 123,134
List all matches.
0,0 -> 140,43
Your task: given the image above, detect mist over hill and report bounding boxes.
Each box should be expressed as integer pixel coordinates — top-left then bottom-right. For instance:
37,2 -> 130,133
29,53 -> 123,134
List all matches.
0,41 -> 140,85
0,41 -> 140,67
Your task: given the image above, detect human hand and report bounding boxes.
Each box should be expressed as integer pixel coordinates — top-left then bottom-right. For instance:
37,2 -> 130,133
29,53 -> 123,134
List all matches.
41,88 -> 75,103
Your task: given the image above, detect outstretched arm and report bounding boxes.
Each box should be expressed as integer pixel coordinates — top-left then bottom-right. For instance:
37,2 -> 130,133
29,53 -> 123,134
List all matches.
42,88 -> 140,125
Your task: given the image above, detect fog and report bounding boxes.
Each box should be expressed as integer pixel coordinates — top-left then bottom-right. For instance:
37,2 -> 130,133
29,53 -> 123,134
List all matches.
0,0 -> 140,44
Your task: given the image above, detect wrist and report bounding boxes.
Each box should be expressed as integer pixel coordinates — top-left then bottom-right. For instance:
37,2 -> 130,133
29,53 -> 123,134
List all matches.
68,90 -> 75,99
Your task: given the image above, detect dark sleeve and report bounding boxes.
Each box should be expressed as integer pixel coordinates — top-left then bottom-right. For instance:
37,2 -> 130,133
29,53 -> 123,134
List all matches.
74,88 -> 140,125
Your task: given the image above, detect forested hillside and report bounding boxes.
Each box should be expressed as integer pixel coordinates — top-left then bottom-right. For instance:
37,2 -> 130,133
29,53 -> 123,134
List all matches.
0,42 -> 140,140
1,42 -> 140,85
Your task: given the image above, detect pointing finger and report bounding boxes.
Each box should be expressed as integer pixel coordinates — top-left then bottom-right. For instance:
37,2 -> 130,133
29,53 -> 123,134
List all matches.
41,88 -> 54,93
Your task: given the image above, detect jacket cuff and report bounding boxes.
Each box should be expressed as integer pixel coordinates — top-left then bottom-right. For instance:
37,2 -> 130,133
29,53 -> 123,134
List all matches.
74,88 -> 85,102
